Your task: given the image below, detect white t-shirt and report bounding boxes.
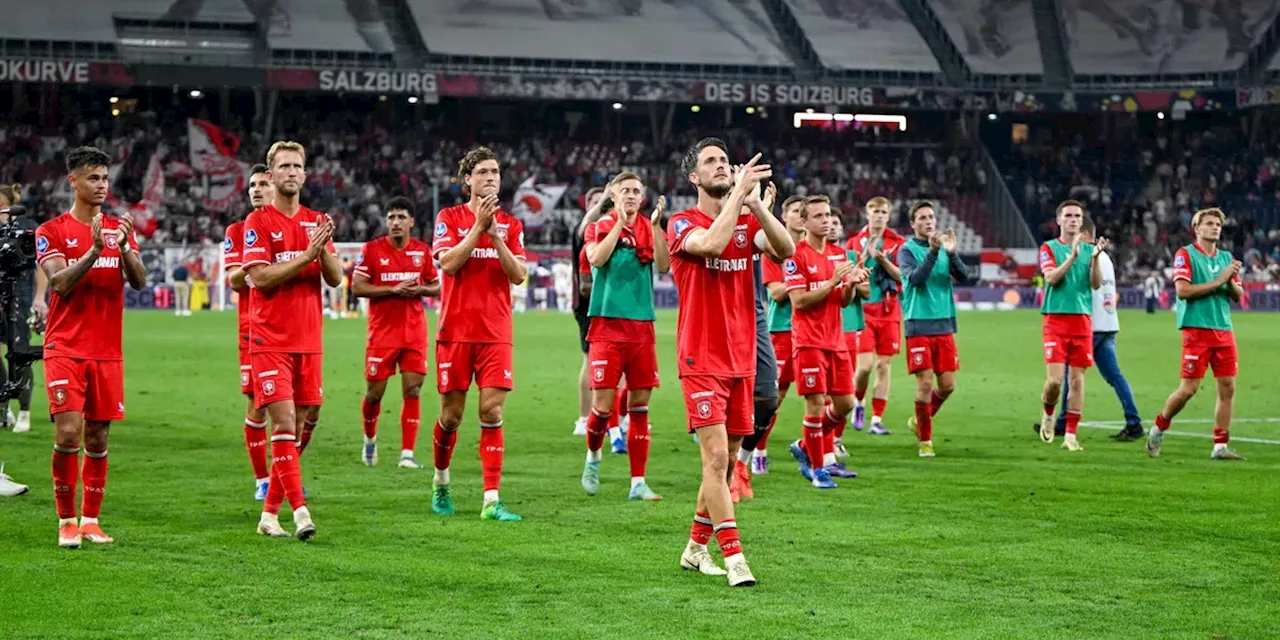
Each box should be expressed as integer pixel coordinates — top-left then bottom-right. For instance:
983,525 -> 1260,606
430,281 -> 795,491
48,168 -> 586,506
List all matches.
1092,252 -> 1120,333
1143,275 -> 1162,298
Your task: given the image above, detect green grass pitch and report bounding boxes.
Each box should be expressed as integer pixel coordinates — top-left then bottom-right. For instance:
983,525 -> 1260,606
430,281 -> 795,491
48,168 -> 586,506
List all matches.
1,309 -> 1278,639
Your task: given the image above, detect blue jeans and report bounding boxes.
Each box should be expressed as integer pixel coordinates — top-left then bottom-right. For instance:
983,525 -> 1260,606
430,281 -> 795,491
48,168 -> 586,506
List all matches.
1056,332 -> 1142,429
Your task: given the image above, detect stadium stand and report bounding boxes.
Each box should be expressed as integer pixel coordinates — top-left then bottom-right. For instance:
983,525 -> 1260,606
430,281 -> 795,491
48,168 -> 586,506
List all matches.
264,0 -> 394,53
780,0 -> 940,72
404,0 -> 793,65
1060,0 -> 1277,75
4,0 -> 256,43
927,0 -> 1043,75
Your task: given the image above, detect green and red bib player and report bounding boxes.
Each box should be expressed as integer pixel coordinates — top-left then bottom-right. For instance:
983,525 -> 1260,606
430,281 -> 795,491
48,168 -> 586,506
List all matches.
579,172 -> 670,501
785,196 -> 867,489
430,146 -> 528,522
1147,207 -> 1246,461
242,141 -> 344,540
223,163 -> 273,501
669,140 -> 794,587
1037,200 -> 1109,451
38,146 -> 146,548
752,195 -> 807,475
846,196 -> 905,435
353,197 -> 440,470
897,202 -> 970,458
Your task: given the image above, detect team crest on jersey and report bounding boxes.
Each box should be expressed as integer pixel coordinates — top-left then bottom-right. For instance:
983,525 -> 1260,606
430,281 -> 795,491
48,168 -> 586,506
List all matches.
36,236 -> 49,255
369,363 -> 378,376
240,372 -> 249,387
261,379 -> 275,396
497,227 -> 508,241
695,399 -> 712,420
804,374 -> 816,388
1185,360 -> 1195,373
912,353 -> 924,367
105,233 -> 118,250
733,228 -> 748,248
1174,254 -> 1186,268
434,222 -> 447,238
52,388 -> 66,405
1040,250 -> 1050,263
593,368 -> 604,383
412,255 -> 423,267
440,370 -> 449,387
223,237 -> 234,253
1044,346 -> 1053,359
245,229 -> 259,247
672,218 -> 692,239
784,259 -> 797,275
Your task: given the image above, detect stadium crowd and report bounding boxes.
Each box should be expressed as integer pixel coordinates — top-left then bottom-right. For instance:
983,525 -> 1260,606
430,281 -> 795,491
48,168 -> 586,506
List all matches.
4,94 -> 1280,285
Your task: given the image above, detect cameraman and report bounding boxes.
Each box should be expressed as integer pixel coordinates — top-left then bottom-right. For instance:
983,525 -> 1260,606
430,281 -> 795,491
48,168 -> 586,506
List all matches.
0,184 -> 41,433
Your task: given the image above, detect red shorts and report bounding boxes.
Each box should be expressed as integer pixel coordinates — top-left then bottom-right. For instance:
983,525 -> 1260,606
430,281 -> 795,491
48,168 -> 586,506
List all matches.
1042,332 -> 1093,368
251,352 -> 324,410
770,332 -> 794,389
793,347 -> 856,397
588,340 -> 660,390
436,342 -> 514,393
906,334 -> 960,375
844,331 -> 863,355
1181,331 -> 1238,379
680,375 -> 753,436
44,357 -> 124,422
366,346 -> 428,381
857,318 -> 901,356
238,345 -> 252,395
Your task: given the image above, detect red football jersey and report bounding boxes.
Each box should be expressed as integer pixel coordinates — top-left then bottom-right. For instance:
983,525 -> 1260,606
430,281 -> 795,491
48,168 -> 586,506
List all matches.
431,204 -> 526,344
762,256 -> 785,286
240,204 -> 334,354
223,220 -> 253,346
667,207 -> 763,378
846,227 -> 904,321
785,240 -> 849,351
355,236 -> 437,349
36,212 -> 139,361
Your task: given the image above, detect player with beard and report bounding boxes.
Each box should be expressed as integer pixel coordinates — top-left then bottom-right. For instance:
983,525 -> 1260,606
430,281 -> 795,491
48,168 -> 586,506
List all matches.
38,146 -> 147,547
743,195 -> 806,481
846,197 -> 904,437
223,163 -> 273,500
1037,200 -> 1108,451
430,147 -> 529,522
242,142 -> 344,540
669,140 -> 794,586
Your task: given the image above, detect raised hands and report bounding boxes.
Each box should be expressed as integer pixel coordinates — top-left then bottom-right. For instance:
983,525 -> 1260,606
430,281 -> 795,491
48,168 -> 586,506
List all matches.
734,153 -> 772,205
763,182 -> 777,211
928,231 -> 943,252
306,215 -> 335,259
1094,236 -> 1109,253
849,263 -> 869,285
118,212 -> 136,249
91,213 -> 106,252
830,259 -> 855,286
475,194 -> 500,234
649,195 -> 667,229
940,228 -> 957,253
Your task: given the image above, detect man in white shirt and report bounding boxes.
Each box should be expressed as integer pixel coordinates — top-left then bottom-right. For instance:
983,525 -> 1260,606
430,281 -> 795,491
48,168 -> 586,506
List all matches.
1033,218 -> 1144,440
1143,271 -> 1163,313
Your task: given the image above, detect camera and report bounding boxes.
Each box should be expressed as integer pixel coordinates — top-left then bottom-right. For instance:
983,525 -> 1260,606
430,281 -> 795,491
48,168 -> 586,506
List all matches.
0,203 -> 42,406
0,205 -> 38,281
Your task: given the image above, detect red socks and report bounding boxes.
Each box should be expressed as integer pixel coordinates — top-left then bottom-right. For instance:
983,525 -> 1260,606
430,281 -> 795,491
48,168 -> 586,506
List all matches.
80,450 -> 108,519
871,397 -> 887,419
627,406 -> 650,477
930,390 -> 948,417
803,416 -> 824,470
243,417 -> 269,480
52,446 -> 80,519
1064,411 -> 1080,436
264,435 -> 305,515
1042,400 -> 1056,416
1155,413 -> 1171,430
854,388 -> 866,403
755,413 -> 777,451
689,511 -> 713,545
1213,425 -> 1229,444
586,408 -> 609,452
479,423 -> 504,492
401,396 -> 420,452
714,520 -> 743,558
298,419 -> 317,455
361,398 -> 380,439
433,420 -> 457,471
914,401 -> 933,442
